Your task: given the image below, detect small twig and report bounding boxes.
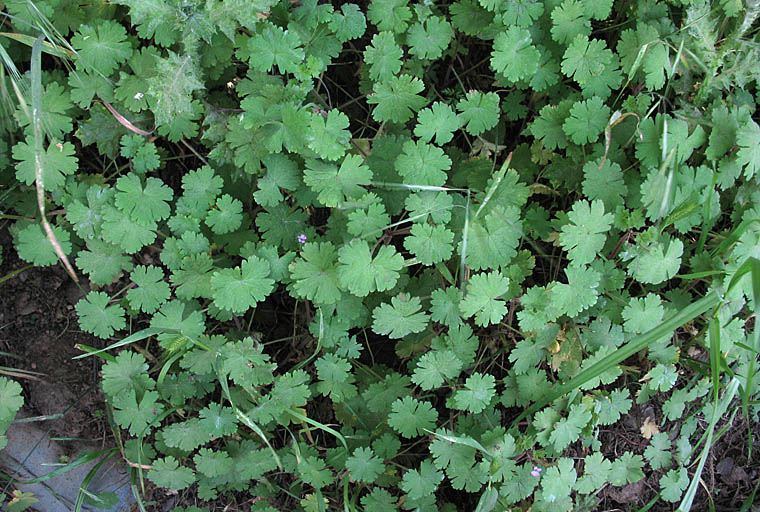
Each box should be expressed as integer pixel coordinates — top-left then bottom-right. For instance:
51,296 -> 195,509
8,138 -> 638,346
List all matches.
349,139 -> 369,157
123,459 -> 153,470
0,366 -> 46,381
38,214 -> 78,282
336,91 -> 370,111
315,75 -> 332,109
443,34 -> 460,86
180,138 -> 210,167
95,99 -> 154,136
131,343 -> 158,363
608,229 -> 633,260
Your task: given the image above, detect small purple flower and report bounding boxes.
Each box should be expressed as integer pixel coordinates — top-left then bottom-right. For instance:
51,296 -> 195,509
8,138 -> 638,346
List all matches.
297,234 -> 307,244
531,466 -> 542,477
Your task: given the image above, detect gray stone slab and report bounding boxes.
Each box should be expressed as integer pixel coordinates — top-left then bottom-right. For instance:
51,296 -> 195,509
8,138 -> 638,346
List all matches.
1,410 -> 134,512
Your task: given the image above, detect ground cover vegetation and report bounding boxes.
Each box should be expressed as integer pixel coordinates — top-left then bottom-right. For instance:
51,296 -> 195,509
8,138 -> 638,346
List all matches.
0,0 -> 759,509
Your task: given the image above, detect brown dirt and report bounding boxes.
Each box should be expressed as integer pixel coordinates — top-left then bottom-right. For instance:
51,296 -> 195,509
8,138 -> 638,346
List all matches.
0,228 -> 110,452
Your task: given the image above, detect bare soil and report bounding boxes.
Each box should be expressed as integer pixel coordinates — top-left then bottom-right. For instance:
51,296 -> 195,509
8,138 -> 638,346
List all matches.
0,228 -> 109,451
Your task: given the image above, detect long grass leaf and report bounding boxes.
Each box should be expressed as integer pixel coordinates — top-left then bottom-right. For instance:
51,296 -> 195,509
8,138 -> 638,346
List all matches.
0,265 -> 34,285
73,344 -> 117,363
73,449 -> 119,512
130,472 -> 149,512
636,492 -> 664,512
710,219 -> 760,258
287,409 -> 348,451
460,189 -> 470,288
4,450 -> 108,485
370,181 -> 468,192
474,151 -> 512,219
425,429 -> 493,459
0,43 -> 23,134
657,148 -> 677,221
0,42 -> 23,82
0,32 -> 73,58
739,477 -> 760,512
7,0 -> 77,58
724,253 -> 760,458
695,169 -> 718,254
676,270 -> 723,279
736,257 -> 760,457
627,43 -> 650,81
156,352 -> 184,390
676,378 -> 740,511
709,315 -> 721,403
72,328 -> 166,359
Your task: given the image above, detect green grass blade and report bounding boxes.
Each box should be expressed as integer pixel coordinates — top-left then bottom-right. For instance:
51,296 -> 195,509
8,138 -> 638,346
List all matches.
725,257 -> 760,295
474,152 -> 512,219
635,491 -> 663,512
73,449 -> 118,512
657,147 -> 677,222
626,43 -> 650,81
676,378 -> 740,512
676,270 -> 723,279
30,34 -> 43,173
129,471 -> 149,512
0,42 -> 22,83
670,38 -> 685,80
73,328 -> 170,359
734,257 -> 760,458
709,315 -> 721,403
460,189 -> 471,289
695,168 -> 718,254
425,429 -> 493,460
735,341 -> 758,354
3,450 -> 108,485
2,1 -> 77,60
0,44 -> 22,135
287,409 -> 348,451
710,219 -> 760,258
0,29 -> 27,125
73,344 -> 117,363
739,477 -> 760,512
723,255 -> 760,452
0,32 -> 73,58
370,181 -> 467,192
660,192 -> 700,234
0,265 -> 34,285
156,351 -> 184,391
